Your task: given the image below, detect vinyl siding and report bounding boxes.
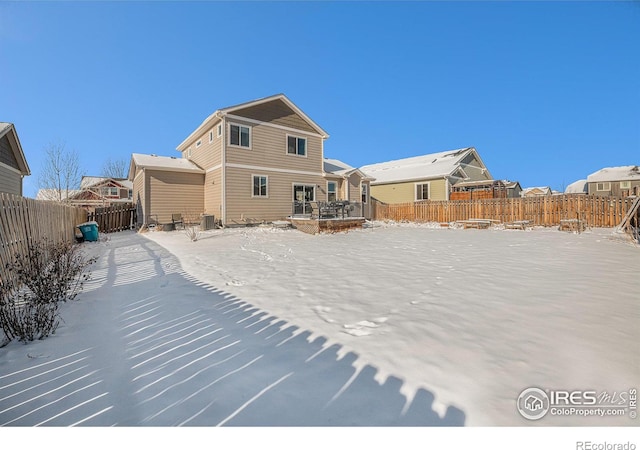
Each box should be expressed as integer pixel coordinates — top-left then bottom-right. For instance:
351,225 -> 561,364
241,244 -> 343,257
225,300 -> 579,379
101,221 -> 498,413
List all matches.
204,169 -> 222,219
347,173 -> 361,203
371,178 -> 448,203
224,166 -> 324,225
0,135 -> 20,169
225,118 -> 324,173
0,165 -> 22,195
148,170 -> 204,224
132,168 -> 146,225
231,99 -> 317,134
588,180 -> 640,197
184,121 -> 223,170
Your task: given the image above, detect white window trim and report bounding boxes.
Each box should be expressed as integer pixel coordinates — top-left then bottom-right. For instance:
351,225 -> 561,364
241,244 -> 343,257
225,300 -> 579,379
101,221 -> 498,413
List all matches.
361,183 -> 368,204
217,124 -> 222,137
415,181 -> 430,201
229,122 -> 252,149
209,130 -> 214,143
251,174 -> 269,198
292,183 -> 316,202
286,134 -> 308,158
596,182 -> 611,191
196,139 -> 202,148
327,181 -> 337,201
187,147 -> 192,159
620,181 -> 632,189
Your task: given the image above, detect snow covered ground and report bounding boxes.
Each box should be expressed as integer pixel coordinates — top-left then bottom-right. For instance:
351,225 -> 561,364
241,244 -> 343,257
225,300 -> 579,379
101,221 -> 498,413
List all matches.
0,222 -> 638,430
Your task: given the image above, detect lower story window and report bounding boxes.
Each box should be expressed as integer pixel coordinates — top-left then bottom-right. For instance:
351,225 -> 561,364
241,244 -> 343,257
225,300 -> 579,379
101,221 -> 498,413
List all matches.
253,175 -> 268,197
361,183 -> 368,204
416,183 -> 429,201
327,181 -> 337,202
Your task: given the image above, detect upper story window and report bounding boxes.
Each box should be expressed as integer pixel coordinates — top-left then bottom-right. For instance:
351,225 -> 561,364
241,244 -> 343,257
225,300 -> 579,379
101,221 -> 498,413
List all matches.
209,130 -> 213,143
597,182 -> 611,191
196,139 -> 202,148
101,187 -> 119,197
327,181 -> 337,202
217,124 -> 222,137
620,181 -> 631,190
287,135 -> 306,157
416,183 -> 429,201
230,123 -> 251,148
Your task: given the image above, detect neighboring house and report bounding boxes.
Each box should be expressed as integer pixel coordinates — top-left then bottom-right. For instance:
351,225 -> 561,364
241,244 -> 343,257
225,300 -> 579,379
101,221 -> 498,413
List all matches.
564,179 -> 588,195
359,147 -> 492,203
586,166 -> 640,197
450,179 -> 508,200
130,94 -> 372,227
521,186 -> 552,197
0,122 -> 31,196
36,176 -> 133,211
503,180 -> 523,199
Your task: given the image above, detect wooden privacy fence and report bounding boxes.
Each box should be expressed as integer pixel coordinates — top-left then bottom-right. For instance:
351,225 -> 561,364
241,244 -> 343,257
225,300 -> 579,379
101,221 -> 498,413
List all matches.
372,195 -> 637,228
87,203 -> 137,233
0,193 -> 88,285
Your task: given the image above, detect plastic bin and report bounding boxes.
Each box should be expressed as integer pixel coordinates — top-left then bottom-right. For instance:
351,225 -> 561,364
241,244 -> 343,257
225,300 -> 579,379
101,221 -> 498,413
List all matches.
77,221 -> 99,242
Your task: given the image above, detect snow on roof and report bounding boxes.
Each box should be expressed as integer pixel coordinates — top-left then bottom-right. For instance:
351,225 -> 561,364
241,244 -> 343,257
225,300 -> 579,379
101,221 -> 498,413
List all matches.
586,166 -> 640,183
564,179 -> 588,194
521,186 -> 551,196
360,147 -> 474,185
324,158 -> 375,180
131,153 -> 204,174
36,189 -> 81,201
81,176 -> 133,190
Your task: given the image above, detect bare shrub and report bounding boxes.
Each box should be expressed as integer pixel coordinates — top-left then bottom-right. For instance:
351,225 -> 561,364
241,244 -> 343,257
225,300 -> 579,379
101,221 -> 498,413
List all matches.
182,211 -> 202,242
0,239 -> 96,345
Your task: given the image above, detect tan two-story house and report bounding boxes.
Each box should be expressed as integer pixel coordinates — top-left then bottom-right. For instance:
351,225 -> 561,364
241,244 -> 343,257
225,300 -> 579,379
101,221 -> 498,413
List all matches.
130,94 -> 372,227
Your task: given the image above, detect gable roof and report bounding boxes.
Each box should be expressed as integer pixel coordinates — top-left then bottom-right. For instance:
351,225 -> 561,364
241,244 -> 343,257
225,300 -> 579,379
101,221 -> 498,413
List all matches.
586,166 -> 640,183
360,147 -> 488,185
323,158 -> 374,181
81,176 -> 133,190
36,188 -> 82,201
176,94 -> 329,151
129,153 -> 205,180
0,122 -> 31,176
521,186 -> 552,196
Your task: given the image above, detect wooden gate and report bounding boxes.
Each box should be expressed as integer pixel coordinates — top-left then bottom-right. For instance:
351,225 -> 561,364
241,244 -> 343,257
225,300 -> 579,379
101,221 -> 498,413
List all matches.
87,203 -> 137,233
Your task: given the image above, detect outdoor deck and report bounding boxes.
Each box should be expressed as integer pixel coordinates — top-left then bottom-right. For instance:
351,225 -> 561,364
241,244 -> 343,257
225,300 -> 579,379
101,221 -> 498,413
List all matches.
289,201 -> 366,234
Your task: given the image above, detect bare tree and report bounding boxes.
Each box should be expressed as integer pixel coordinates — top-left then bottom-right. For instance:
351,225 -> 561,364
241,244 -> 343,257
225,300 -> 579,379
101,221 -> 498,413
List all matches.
38,141 -> 81,202
101,157 -> 128,179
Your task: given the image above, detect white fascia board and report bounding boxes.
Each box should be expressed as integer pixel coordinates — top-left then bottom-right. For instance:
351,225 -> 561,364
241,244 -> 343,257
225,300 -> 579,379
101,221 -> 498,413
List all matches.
222,94 -> 329,139
177,111 -> 223,151
224,114 -> 326,139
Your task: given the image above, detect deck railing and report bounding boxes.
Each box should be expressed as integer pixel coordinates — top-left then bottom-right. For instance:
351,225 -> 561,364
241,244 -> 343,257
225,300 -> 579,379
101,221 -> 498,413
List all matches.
291,201 -> 364,220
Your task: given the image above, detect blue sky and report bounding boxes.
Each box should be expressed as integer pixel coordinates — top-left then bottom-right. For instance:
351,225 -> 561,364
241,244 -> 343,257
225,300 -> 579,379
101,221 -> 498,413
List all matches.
1,1 -> 639,198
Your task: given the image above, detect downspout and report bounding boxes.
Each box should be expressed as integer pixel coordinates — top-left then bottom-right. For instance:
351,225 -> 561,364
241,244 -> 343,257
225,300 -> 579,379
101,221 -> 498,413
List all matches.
220,115 -> 226,226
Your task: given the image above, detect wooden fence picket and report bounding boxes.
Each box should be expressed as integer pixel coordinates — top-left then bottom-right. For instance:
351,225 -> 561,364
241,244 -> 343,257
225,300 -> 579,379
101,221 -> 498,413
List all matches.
372,194 -> 636,228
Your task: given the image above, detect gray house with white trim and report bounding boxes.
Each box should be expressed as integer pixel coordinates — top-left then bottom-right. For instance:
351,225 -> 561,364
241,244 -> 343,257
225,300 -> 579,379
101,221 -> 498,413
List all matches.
0,123 -> 31,196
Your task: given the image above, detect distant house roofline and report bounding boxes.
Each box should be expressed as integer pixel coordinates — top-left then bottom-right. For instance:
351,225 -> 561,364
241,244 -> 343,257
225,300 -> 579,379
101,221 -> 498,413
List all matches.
0,122 -> 31,176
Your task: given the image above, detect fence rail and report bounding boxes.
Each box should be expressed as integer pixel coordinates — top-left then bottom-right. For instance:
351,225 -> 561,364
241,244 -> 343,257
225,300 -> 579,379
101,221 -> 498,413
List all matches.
372,195 -> 637,228
87,203 -> 137,233
0,193 -> 87,286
